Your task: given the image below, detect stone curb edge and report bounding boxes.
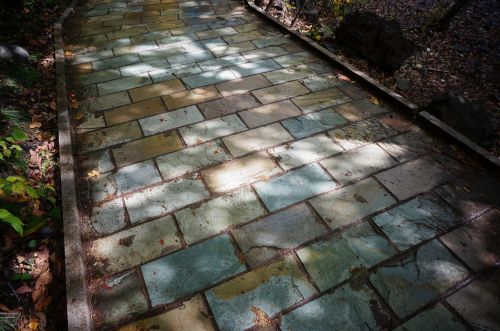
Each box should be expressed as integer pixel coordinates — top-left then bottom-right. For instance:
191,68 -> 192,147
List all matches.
244,0 -> 500,168
54,0 -> 93,330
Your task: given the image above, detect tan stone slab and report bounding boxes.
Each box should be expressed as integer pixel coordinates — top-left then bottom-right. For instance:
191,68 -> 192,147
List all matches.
223,31 -> 262,44
198,94 -> 260,119
79,121 -> 142,154
291,87 -> 351,113
202,151 -> 281,192
112,131 -> 184,167
129,79 -> 185,102
252,81 -> 309,104
118,295 -> 216,331
335,99 -> 389,122
222,123 -> 294,157
216,74 -> 271,97
162,85 -> 221,110
104,98 -> 166,125
239,100 -> 301,128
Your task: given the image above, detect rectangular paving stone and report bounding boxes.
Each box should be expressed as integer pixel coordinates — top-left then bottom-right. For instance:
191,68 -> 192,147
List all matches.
79,91 -> 131,112
198,54 -> 247,72
291,87 -> 351,113
263,64 -> 316,85
196,26 -> 237,39
208,17 -> 247,29
92,54 -> 141,70
338,82 -> 372,101
139,105 -> 204,136
72,49 -> 114,65
239,100 -> 301,128
206,256 -> 317,331
179,114 -> 247,146
198,94 -> 260,119
103,98 -> 166,125
252,81 -> 309,104
282,108 -> 347,139
89,198 -> 128,236
240,46 -> 287,61
105,159 -> 162,196
301,72 -> 345,92
107,27 -> 149,40
371,240 -> 469,318
119,58 -> 171,77
377,130 -> 434,162
141,234 -> 246,306
130,30 -> 172,43
129,78 -> 185,102
216,74 -> 271,97
440,209 -> 500,273
210,40 -> 256,57
182,68 -> 237,88
253,35 -> 290,48
113,41 -> 159,56
254,163 -> 338,212
170,23 -> 210,35
168,49 -> 214,66
375,156 -> 451,200
112,132 -> 184,167
329,118 -> 397,150
138,45 -> 185,61
156,140 -> 230,180
393,304 -> 468,331
97,74 -> 151,95
281,285 -> 393,331
124,177 -> 209,222
176,188 -> 266,243
320,144 -> 397,184
222,31 -> 262,44
118,295 -> 216,331
310,178 -> 396,230
75,69 -> 122,86
149,63 -> 203,82
222,123 -> 293,157
298,221 -> 396,291
229,58 -> 281,78
163,85 -> 222,110
334,99 -> 389,122
202,151 -> 281,192
233,203 -> 327,267
271,134 -> 343,170
79,121 -> 142,154
90,215 -> 182,274
79,149 -> 115,175
373,195 -> 458,250
273,51 -> 315,68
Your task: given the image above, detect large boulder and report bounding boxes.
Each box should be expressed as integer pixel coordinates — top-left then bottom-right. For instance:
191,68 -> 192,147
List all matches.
335,11 -> 414,71
423,92 -> 497,148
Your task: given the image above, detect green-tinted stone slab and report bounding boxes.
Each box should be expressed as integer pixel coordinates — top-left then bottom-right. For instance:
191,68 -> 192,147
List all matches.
320,144 -> 396,184
113,160 -> 162,194
270,134 -> 343,170
78,121 -> 142,153
329,117 -> 397,150
240,46 -> 288,61
446,269 -> 500,331
229,59 -> 281,78
263,64 -> 315,85
281,285 -> 393,331
373,195 -> 458,250
75,69 -> 121,86
273,51 -> 315,68
291,87 -> 351,113
375,156 -> 451,200
179,114 -> 247,146
254,163 -> 337,212
205,256 -> 317,331
370,240 -> 469,318
92,54 -> 141,70
79,149 -> 115,175
198,53 -> 247,71
89,198 -> 127,236
78,91 -> 131,112
113,41 -> 159,56
232,203 -> 328,267
168,49 -> 214,66
124,178 -> 209,223
97,74 -> 151,95
298,221 -> 396,291
253,35 -> 290,48
141,234 -> 246,306
310,178 -> 396,230
393,304 -> 467,331
92,271 -> 148,329
139,105 -> 204,136
281,108 -> 348,139
72,49 -> 114,64
182,68 -> 238,88
176,188 -> 266,244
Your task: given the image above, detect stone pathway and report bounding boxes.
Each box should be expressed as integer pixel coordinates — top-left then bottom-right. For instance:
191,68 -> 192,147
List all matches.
65,0 -> 500,329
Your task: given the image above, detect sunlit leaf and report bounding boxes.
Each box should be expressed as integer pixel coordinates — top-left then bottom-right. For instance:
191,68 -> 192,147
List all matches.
11,126 -> 27,142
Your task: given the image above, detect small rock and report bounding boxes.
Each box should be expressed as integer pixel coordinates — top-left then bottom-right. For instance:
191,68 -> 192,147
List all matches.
396,78 -> 411,91
0,44 -> 30,62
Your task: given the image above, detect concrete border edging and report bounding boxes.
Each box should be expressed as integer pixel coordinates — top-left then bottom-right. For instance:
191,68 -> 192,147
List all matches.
245,0 -> 500,168
54,0 -> 93,330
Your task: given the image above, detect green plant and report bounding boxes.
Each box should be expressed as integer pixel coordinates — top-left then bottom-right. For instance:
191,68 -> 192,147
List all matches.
0,126 -> 27,170
0,312 -> 20,331
7,65 -> 42,88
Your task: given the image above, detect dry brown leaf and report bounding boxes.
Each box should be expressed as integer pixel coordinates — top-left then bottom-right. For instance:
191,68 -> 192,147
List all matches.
87,169 -> 101,178
369,96 -> 380,105
30,122 -> 42,129
28,320 -> 39,330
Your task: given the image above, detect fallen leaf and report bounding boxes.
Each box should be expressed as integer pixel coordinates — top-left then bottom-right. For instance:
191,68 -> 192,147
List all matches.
87,169 -> 100,178
30,122 -> 42,129
28,320 -> 39,330
369,96 -> 379,105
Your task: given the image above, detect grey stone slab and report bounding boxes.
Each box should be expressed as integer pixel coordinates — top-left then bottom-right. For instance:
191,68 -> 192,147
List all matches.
371,240 -> 469,318
252,80 -> 310,104
253,35 -> 290,48
292,87 -> 351,113
301,72 -> 345,91
138,45 -> 185,61
270,134 -> 343,170
254,163 -> 338,212
205,256 -> 317,331
75,69 -> 121,86
182,68 -> 238,88
78,91 -> 131,112
149,63 -> 203,82
97,74 -> 151,95
141,234 -> 246,306
208,17 -> 247,29
179,114 -> 247,145
210,41 -> 256,57
281,285 -> 393,331
119,58 -> 170,77
446,269 -> 500,331
168,49 -> 214,66
198,54 -> 247,72
334,99 -> 389,122
229,58 -> 281,78
240,46 -> 288,61
113,41 -> 159,56
156,140 -> 231,181
310,178 -> 396,230
72,49 -> 114,64
139,105 -> 204,136
273,51 -> 315,68
232,203 -> 328,267
320,144 -> 397,184
377,130 -> 435,162
157,33 -> 199,47
92,54 -> 141,70
89,198 -> 127,236
198,94 -> 260,119
176,188 -> 266,244
394,304 -> 468,331
90,215 -> 182,274
113,160 -> 162,194
79,149 -> 115,175
375,156 -> 452,200
239,100 -> 302,128
281,108 -> 348,139
329,117 -> 397,150
263,64 -> 316,85
124,178 -> 209,223
298,221 -> 396,291
307,61 -> 335,74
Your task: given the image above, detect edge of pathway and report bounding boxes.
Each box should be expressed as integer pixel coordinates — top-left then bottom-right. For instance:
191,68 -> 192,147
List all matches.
54,1 -> 93,330
244,1 -> 500,168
